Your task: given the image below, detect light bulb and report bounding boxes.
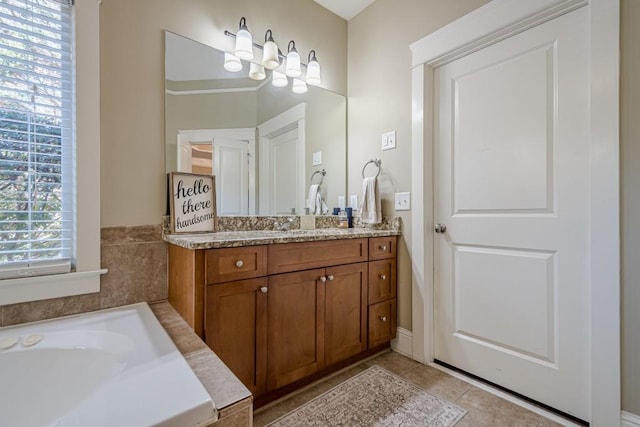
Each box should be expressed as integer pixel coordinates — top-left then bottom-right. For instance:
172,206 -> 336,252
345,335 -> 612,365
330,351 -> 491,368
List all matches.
292,78 -> 307,94
262,30 -> 280,70
306,50 -> 321,86
249,63 -> 266,80
234,17 -> 253,60
272,70 -> 288,87
285,41 -> 301,78
223,53 -> 242,72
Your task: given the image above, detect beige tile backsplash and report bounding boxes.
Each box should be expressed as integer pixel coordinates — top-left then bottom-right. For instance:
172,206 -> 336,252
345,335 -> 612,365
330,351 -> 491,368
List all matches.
0,224 -> 168,327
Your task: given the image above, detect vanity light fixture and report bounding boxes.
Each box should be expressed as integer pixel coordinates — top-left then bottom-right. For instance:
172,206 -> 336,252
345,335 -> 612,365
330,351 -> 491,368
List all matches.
249,62 -> 266,80
223,52 -> 243,72
292,78 -> 308,94
306,50 -> 321,86
285,40 -> 301,78
234,17 -> 253,60
262,30 -> 280,69
224,18 -> 322,92
272,70 -> 288,87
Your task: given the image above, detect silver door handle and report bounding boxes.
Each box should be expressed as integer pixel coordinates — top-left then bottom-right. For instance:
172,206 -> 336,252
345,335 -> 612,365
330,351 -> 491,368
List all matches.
260,286 -> 268,293
327,275 -> 334,281
320,276 -> 327,283
434,224 -> 447,234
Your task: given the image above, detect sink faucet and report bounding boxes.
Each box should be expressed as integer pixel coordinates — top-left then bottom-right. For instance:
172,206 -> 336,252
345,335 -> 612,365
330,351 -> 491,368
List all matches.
278,217 -> 295,231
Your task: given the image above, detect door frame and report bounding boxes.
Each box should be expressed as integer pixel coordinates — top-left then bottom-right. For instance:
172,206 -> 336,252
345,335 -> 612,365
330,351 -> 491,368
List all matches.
177,128 -> 256,214
409,0 -> 620,424
257,103 -> 306,215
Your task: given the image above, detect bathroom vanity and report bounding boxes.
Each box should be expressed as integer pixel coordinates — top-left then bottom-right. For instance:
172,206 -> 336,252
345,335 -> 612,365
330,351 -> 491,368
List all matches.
165,226 -> 399,406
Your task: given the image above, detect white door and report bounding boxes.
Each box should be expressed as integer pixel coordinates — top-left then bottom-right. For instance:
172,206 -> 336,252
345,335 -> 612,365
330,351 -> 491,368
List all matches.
269,128 -> 299,215
213,137 -> 252,216
434,7 -> 589,419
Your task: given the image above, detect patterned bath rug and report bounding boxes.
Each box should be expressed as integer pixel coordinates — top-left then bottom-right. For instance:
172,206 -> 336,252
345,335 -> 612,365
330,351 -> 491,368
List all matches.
265,365 -> 467,426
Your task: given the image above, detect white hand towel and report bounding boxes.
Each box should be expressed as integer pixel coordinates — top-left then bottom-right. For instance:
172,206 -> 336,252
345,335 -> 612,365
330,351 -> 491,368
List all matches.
360,176 -> 381,224
307,184 -> 319,212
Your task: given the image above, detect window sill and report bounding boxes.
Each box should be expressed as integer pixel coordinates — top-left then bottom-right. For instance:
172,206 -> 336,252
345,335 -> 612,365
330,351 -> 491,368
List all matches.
0,269 -> 107,306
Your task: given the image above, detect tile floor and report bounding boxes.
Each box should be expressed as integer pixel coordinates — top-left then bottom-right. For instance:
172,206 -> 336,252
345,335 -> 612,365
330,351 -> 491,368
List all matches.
253,351 -> 567,427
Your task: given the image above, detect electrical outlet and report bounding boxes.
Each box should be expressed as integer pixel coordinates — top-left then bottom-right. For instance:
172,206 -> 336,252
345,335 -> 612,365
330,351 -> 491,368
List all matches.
394,192 -> 410,211
312,151 -> 322,166
350,195 -> 358,209
381,131 -> 397,151
338,196 -> 345,209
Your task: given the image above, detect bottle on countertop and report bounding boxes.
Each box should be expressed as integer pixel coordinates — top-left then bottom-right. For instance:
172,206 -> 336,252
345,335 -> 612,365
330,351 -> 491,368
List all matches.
338,210 -> 349,228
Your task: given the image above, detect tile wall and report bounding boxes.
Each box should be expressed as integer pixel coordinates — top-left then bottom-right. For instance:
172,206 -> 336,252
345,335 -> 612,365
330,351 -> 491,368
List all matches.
0,224 -> 167,326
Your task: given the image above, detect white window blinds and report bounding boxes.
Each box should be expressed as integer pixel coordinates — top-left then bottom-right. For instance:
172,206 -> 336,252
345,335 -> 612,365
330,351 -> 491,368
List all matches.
0,0 -> 73,279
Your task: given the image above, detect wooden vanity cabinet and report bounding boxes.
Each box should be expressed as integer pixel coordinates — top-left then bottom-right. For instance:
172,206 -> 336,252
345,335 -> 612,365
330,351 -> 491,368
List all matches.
266,262 -> 368,391
168,236 -> 397,402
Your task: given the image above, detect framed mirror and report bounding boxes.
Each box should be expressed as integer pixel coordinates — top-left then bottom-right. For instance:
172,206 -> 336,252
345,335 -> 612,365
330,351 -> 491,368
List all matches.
164,32 -> 346,216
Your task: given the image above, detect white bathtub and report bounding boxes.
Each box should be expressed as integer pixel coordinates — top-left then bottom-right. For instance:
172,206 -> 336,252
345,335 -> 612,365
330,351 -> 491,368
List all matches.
0,303 -> 216,427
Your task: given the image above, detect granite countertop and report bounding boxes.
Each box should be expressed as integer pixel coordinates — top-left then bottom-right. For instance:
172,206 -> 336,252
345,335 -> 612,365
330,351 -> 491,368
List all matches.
164,227 -> 401,250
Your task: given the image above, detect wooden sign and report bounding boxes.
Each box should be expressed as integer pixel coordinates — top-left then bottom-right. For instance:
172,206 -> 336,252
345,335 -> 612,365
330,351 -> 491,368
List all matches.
169,172 -> 217,233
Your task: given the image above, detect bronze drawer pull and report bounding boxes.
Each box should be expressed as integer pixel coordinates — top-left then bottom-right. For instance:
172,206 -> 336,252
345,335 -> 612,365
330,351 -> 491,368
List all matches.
379,245 -> 387,251
235,260 -> 244,268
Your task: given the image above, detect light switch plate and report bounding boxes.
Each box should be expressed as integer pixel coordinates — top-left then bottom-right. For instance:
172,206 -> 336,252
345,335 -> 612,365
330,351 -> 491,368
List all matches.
312,151 -> 322,166
382,131 -> 397,151
338,196 -> 345,209
395,192 -> 410,211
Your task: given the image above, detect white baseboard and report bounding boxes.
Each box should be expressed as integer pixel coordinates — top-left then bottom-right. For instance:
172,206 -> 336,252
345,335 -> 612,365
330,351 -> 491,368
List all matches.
390,327 -> 413,357
622,411 -> 640,427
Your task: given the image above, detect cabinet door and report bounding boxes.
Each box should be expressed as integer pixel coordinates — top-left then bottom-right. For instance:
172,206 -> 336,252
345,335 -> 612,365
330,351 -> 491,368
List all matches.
267,269 -> 325,391
205,278 -> 267,396
368,299 -> 397,349
325,263 -> 368,366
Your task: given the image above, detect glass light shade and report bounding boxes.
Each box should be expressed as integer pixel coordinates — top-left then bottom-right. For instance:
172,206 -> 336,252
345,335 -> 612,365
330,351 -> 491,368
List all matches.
223,53 -> 242,72
234,28 -> 253,60
262,40 -> 280,69
272,70 -> 288,87
306,59 -> 321,86
292,78 -> 307,94
249,63 -> 266,80
285,50 -> 301,77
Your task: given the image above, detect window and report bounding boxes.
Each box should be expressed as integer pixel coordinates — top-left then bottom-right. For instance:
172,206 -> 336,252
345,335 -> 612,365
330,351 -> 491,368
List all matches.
0,0 -> 73,279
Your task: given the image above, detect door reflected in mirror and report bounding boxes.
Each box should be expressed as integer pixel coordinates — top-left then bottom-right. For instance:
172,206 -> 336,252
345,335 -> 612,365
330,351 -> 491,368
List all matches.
164,31 -> 346,216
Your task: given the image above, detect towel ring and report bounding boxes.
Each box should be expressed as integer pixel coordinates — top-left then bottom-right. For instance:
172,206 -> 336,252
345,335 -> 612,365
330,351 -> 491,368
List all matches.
310,169 -> 326,186
362,159 -> 381,179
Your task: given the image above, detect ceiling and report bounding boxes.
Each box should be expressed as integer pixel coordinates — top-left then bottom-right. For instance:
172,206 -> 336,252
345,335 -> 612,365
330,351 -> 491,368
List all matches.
312,0 -> 376,20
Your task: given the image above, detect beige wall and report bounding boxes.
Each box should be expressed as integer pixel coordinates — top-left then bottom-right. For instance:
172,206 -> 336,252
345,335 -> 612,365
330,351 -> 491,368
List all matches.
621,0 -> 639,416
100,0 -> 347,226
347,0 -> 489,330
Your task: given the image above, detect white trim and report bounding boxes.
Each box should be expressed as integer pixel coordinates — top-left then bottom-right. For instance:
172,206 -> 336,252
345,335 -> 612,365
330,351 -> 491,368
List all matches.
390,327 -> 413,358
257,104 -> 306,215
0,269 -> 107,305
429,363 -> 583,427
410,0 -> 620,424
622,411 -> 640,427
410,0 -> 588,67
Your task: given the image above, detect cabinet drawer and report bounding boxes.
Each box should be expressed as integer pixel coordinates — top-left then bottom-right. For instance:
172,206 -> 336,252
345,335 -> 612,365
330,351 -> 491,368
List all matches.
268,239 -> 368,275
369,236 -> 397,260
368,299 -> 397,349
206,246 -> 267,284
368,259 -> 396,304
